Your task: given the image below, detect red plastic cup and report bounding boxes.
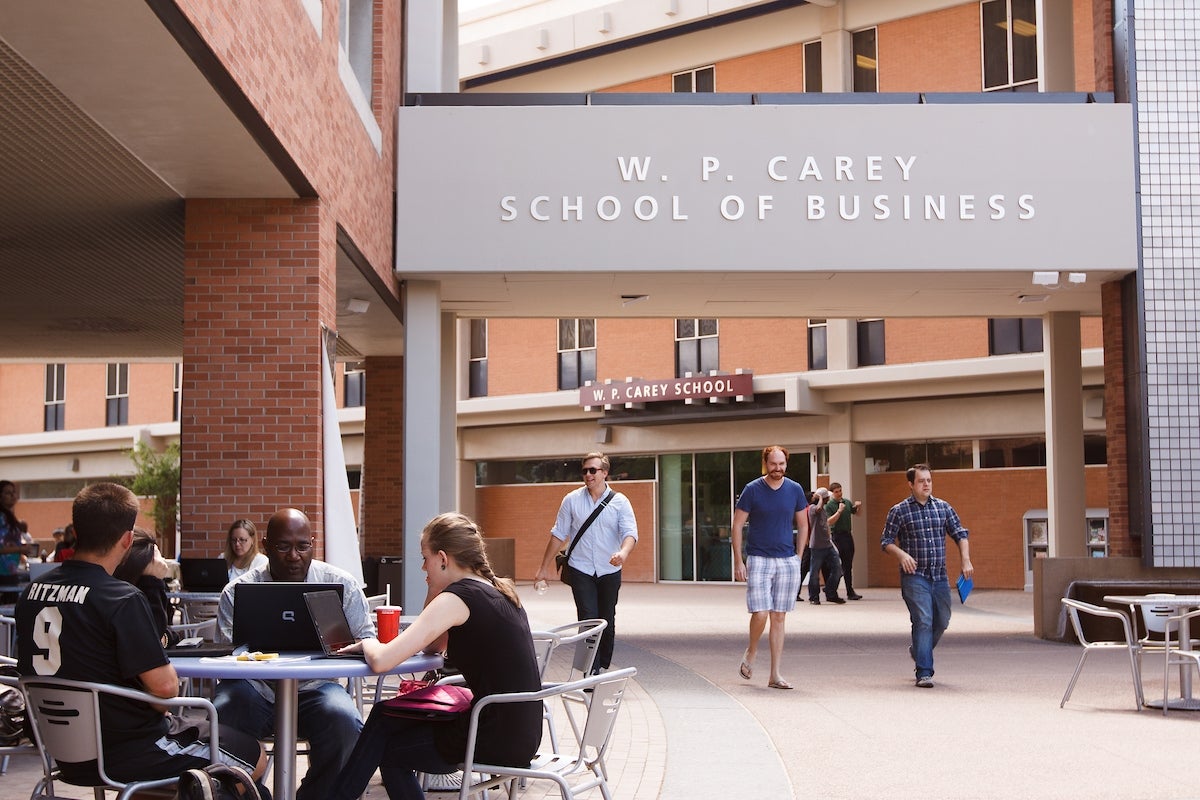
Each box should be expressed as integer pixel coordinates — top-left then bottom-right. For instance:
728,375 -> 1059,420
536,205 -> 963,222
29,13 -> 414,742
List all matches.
375,606 -> 402,642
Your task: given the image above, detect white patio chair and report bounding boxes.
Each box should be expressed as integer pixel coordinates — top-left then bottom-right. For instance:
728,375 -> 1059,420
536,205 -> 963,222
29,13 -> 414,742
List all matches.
21,675 -> 223,799
1161,607 -> 1200,717
1060,598 -> 1144,710
541,619 -> 607,746
459,666 -> 637,800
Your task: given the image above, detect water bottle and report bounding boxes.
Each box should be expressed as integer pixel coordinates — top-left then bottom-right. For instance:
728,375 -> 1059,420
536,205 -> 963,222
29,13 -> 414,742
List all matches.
534,579 -> 549,595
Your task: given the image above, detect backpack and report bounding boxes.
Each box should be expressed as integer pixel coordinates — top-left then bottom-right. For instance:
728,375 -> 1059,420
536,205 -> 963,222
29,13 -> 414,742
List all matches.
176,764 -> 262,800
0,665 -> 28,748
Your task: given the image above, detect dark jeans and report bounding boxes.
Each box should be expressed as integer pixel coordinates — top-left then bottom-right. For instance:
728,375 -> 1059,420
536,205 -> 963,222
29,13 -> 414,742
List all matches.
832,531 -> 856,593
568,566 -> 622,671
807,547 -> 843,600
330,705 -> 458,800
798,547 -> 833,593
214,679 -> 362,800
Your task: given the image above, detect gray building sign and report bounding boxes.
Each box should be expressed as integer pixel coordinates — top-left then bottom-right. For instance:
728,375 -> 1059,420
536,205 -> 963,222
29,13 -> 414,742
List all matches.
396,102 -> 1136,273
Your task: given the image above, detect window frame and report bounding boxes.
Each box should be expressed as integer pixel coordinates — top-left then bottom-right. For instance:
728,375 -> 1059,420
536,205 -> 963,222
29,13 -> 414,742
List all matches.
105,362 -> 129,427
807,319 -> 828,371
44,363 -> 66,432
344,364 -> 366,408
675,318 -> 719,378
856,318 -> 886,367
803,40 -> 822,93
468,319 -> 488,398
557,318 -> 597,391
672,65 -> 715,93
980,0 -> 1039,92
851,27 -> 878,93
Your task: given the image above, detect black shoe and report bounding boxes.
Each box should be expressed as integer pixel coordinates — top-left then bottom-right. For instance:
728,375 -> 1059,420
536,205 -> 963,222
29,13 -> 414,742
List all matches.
826,596 -> 847,604
847,592 -> 864,600
809,598 -> 821,605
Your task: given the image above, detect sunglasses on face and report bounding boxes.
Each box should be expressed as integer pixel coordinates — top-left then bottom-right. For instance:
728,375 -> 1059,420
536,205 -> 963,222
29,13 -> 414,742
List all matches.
582,467 -> 604,475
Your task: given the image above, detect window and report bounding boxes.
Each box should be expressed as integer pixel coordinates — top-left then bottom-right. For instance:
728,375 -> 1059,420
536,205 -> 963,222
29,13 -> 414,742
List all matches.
344,365 -> 366,408
982,0 -> 1038,91
340,0 -> 374,102
852,28 -> 878,92
807,319 -> 828,370
558,319 -> 596,390
172,363 -> 182,423
803,41 -> 822,92
468,319 -> 488,398
106,363 -> 128,426
673,65 -> 715,93
675,319 -> 719,377
989,318 -> 1043,355
44,363 -> 65,432
857,319 -> 885,366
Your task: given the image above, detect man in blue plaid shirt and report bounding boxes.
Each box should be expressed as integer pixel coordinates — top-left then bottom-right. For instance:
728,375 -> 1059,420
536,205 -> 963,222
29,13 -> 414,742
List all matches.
881,464 -> 973,688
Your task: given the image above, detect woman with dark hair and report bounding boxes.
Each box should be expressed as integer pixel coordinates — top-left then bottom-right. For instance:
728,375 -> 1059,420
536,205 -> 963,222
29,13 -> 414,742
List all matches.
331,512 -> 543,800
115,527 -> 179,647
224,518 -> 267,582
0,481 -> 24,582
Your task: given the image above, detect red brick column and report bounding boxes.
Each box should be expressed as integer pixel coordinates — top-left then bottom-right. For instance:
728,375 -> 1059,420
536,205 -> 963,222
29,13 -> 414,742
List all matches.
180,198 -> 336,555
1101,279 -> 1136,557
361,356 -> 404,556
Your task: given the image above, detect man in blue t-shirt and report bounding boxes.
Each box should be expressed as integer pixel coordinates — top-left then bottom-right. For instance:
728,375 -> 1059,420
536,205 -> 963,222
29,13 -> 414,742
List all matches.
731,445 -> 810,690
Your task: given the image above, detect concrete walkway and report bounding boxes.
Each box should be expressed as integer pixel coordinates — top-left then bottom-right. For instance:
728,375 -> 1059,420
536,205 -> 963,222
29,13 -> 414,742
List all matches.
2,583 -> 1197,799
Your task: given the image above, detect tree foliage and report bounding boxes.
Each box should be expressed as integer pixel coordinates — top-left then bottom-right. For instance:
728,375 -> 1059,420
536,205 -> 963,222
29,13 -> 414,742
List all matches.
127,440 -> 181,536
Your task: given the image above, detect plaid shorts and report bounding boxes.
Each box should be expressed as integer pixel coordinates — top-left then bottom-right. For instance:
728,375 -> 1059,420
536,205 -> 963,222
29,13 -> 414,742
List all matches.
745,554 -> 802,613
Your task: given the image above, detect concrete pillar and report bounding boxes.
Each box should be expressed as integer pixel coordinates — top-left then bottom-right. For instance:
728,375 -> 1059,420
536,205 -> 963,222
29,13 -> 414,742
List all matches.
403,281 -> 446,611
1044,311 -> 1086,557
825,319 -> 857,370
826,414 -> 868,587
440,312 -> 457,510
181,198 -> 334,554
820,5 -> 852,93
1037,0 -> 1076,92
406,0 -> 458,92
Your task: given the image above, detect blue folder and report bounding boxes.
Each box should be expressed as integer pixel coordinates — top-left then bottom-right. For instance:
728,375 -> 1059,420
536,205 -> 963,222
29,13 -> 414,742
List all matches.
956,574 -> 973,604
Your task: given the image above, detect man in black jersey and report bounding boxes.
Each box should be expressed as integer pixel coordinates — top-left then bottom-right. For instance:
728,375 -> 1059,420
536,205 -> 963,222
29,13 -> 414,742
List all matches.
15,482 -> 268,788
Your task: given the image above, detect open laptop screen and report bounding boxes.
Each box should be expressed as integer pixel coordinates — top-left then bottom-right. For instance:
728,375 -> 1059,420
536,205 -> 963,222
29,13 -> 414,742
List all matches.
232,582 -> 344,651
304,589 -> 359,656
179,558 -> 229,592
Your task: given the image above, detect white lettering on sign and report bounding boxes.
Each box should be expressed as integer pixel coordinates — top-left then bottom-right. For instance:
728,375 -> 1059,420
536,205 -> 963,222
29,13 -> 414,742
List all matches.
498,153 -> 1035,224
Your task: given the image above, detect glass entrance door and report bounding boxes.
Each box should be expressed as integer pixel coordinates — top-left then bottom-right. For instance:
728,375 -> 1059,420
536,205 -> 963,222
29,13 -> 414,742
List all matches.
659,449 -> 811,582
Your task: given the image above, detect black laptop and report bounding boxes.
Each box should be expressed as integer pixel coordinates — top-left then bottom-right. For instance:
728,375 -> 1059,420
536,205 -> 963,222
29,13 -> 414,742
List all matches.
304,589 -> 365,659
232,582 -> 345,651
179,558 -> 230,592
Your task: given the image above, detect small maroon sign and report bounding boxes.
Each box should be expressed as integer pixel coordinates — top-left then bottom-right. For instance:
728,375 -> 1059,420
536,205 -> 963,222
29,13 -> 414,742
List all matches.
580,373 -> 754,407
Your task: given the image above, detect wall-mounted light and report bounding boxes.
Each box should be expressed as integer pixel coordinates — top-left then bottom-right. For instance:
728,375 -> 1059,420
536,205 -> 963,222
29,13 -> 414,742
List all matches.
536,28 -> 549,50
599,12 -> 612,33
346,298 -> 371,314
478,45 -> 490,65
665,0 -> 679,15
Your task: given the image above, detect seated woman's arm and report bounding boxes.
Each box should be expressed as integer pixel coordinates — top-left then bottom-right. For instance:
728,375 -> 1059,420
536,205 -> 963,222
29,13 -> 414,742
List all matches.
359,591 -> 468,674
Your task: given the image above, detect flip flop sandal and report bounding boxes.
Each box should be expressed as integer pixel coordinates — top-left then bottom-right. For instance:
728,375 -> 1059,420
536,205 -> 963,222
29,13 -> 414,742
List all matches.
739,652 -> 753,680
768,679 -> 794,690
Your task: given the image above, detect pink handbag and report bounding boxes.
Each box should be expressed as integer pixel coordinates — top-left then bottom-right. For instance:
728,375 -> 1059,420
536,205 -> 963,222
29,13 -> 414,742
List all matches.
379,682 -> 473,721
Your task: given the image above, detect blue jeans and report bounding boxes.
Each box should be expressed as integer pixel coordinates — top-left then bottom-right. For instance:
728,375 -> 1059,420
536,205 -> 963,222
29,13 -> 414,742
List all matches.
568,567 -> 622,671
900,573 -> 952,679
214,679 -> 362,800
330,705 -> 458,800
807,547 -> 843,600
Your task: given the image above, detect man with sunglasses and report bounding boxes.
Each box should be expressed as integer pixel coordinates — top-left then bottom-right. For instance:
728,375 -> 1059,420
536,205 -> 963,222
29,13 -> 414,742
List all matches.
214,507 -> 374,799
535,452 -> 638,674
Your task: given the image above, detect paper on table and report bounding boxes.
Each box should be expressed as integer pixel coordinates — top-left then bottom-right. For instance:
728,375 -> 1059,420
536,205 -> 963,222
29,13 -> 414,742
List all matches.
956,574 -> 973,604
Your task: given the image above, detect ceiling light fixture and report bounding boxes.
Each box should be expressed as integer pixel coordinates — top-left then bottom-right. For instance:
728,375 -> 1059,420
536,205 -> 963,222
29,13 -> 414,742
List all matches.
346,298 -> 371,314
1031,271 -> 1060,287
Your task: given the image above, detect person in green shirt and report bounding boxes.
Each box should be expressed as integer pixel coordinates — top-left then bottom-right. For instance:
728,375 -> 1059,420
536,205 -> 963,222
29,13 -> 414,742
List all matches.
825,483 -> 863,600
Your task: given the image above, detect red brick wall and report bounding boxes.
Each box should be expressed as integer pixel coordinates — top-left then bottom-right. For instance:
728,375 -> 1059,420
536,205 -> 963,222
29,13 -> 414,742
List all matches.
488,319 -> 558,395
865,465 -> 1109,589
717,44 -> 804,92
879,4 -> 982,93
719,318 -> 807,372
886,318 -> 988,364
1101,280 -> 1133,556
176,0 -> 401,286
362,356 -> 404,554
476,481 -> 656,582
181,198 -> 335,556
0,365 -> 49,434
